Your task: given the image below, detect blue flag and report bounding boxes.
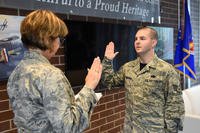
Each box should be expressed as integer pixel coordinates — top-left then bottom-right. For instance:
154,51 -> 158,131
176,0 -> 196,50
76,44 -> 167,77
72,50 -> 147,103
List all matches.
174,0 -> 196,80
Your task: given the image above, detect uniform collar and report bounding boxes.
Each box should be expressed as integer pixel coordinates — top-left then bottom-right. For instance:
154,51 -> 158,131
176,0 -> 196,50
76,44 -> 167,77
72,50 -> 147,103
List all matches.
133,54 -> 159,74
24,49 -> 50,64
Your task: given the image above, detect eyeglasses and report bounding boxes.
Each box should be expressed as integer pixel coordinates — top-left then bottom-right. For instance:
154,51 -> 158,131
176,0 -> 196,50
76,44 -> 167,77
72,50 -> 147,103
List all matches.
59,36 -> 65,45
50,36 -> 66,46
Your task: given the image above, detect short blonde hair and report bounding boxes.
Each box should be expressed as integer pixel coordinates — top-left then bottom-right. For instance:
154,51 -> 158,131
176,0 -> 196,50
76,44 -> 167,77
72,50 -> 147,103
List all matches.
137,26 -> 158,40
20,10 -> 68,50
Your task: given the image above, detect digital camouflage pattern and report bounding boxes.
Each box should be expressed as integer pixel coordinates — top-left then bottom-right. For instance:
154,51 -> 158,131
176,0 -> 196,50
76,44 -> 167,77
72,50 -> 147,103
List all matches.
101,54 -> 185,133
7,50 -> 98,133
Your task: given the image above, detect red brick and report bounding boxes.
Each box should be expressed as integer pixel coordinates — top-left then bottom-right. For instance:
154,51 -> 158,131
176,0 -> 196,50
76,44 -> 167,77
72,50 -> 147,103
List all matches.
113,91 -> 125,100
115,118 -> 124,126
3,129 -> 17,133
0,91 -> 9,101
50,56 -> 59,64
99,95 -> 113,104
106,113 -> 120,122
100,109 -> 114,118
91,118 -> 106,128
106,101 -> 119,109
0,81 -> 7,91
0,100 -> 9,111
0,121 -> 10,132
90,113 -> 99,121
93,104 -> 105,113
0,110 -> 14,122
55,47 -> 64,55
120,111 -> 125,117
114,93 -> 119,100
100,122 -> 114,132
118,92 -> 125,99
114,105 -> 125,113
107,126 -> 121,133
84,127 -> 99,133
119,99 -> 125,104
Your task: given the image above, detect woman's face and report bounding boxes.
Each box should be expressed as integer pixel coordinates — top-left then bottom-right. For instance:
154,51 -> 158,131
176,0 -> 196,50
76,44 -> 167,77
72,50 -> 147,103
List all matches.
42,37 -> 61,60
51,37 -> 60,56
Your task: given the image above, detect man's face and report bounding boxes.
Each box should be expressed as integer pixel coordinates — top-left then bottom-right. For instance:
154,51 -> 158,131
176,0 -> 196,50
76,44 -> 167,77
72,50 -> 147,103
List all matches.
134,28 -> 157,56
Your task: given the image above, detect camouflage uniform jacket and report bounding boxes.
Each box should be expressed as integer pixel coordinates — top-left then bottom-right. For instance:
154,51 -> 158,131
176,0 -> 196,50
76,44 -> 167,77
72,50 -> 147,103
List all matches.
101,54 -> 185,133
7,50 -> 99,133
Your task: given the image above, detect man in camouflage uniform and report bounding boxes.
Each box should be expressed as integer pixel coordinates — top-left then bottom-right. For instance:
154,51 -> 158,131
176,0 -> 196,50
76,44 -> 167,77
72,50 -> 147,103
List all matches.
101,27 -> 185,133
7,10 -> 102,133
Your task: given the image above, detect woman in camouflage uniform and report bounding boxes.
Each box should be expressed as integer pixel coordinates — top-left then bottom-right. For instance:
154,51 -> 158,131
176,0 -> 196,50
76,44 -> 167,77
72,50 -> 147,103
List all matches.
7,10 -> 102,133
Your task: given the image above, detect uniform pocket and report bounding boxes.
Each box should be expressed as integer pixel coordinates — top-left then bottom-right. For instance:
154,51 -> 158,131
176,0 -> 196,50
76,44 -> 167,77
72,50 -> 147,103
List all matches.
144,78 -> 163,87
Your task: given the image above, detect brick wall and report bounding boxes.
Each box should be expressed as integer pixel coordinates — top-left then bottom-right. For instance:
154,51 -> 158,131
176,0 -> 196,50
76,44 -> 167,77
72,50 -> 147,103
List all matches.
0,81 -> 17,132
0,0 -> 179,132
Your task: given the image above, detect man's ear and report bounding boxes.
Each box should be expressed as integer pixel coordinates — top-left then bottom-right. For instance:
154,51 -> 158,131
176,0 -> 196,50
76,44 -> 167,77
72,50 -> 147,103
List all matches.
152,39 -> 157,48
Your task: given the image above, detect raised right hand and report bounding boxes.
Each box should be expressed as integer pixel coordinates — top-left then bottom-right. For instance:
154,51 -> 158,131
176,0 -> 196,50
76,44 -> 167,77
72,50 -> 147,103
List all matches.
85,57 -> 102,90
104,41 -> 119,60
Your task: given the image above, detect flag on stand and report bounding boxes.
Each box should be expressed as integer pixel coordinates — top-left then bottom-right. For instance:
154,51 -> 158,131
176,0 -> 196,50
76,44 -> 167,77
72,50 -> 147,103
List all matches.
174,0 -> 196,80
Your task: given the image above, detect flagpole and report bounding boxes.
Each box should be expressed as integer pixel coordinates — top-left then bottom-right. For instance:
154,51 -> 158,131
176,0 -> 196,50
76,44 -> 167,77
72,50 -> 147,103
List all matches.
187,0 -> 191,88
182,0 -> 187,89
178,0 -> 186,89
183,65 -> 186,89
178,0 -> 180,28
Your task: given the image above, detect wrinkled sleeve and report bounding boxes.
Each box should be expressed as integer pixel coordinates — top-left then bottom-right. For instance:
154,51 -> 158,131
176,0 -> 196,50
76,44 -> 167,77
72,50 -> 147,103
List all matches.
164,69 -> 185,133
42,69 -> 98,133
101,57 -> 124,89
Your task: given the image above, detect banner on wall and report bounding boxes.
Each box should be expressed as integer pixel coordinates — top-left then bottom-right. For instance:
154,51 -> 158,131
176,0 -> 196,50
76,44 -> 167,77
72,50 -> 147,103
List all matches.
0,14 -> 26,80
0,0 -> 160,23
